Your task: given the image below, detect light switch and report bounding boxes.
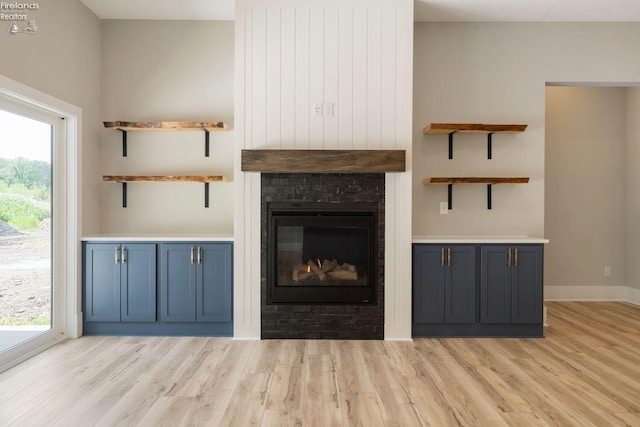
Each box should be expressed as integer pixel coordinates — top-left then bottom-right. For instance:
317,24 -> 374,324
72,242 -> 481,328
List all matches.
323,103 -> 334,117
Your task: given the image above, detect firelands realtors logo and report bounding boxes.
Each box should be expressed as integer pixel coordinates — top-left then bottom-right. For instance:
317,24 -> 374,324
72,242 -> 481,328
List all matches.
1,2 -> 39,35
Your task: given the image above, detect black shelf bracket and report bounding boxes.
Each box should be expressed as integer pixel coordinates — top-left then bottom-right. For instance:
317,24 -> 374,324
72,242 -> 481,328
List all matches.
204,182 -> 210,208
448,132 -> 456,159
444,183 -> 495,210
487,133 -> 493,159
121,182 -> 127,208
119,129 -> 127,157
204,129 -> 210,157
446,131 -> 496,160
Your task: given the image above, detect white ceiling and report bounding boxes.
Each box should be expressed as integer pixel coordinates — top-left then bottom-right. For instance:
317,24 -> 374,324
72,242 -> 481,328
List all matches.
79,0 -> 640,22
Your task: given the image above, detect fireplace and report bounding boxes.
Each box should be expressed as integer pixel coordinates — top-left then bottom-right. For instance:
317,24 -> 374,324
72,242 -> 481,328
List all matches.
261,173 -> 385,339
267,202 -> 378,304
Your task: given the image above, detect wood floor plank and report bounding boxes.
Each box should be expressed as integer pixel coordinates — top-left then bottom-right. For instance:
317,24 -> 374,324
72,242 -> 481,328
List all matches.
1,302 -> 640,426
467,339 -> 600,426
262,340 -> 305,425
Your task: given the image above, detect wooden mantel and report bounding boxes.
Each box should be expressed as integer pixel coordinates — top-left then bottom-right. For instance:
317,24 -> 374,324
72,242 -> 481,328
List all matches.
241,149 -> 406,173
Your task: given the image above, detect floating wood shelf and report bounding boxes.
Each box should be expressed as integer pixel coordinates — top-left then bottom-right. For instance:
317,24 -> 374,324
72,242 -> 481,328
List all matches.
103,121 -> 227,132
103,121 -> 228,157
423,123 -> 527,159
426,177 -> 529,185
425,177 -> 529,210
103,175 -> 228,208
103,175 -> 227,183
423,124 -> 527,134
241,149 -> 406,173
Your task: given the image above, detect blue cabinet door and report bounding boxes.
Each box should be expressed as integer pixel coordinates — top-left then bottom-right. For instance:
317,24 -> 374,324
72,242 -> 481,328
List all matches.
480,246 -> 511,324
121,244 -> 157,322
413,245 -> 445,324
412,245 -> 475,325
445,246 -> 476,324
84,243 -> 121,322
511,245 -> 543,324
197,243 -> 233,322
481,245 -> 543,325
160,244 -> 197,322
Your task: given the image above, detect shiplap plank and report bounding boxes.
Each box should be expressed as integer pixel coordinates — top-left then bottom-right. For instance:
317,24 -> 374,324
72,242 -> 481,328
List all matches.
366,8 -> 382,150
323,8 -> 339,149
380,9 -> 397,149
250,8 -> 267,149
280,8 -> 296,149
309,8 -> 324,148
244,9 -> 254,149
337,8 -> 354,148
266,8 -> 282,148
352,8 -> 368,149
395,6 -> 411,151
294,8 -> 311,149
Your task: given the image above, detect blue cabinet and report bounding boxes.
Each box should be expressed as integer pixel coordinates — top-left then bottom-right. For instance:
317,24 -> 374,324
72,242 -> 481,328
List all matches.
412,243 -> 543,337
480,245 -> 542,325
84,243 -> 156,323
83,240 -> 233,336
160,243 -> 233,323
413,245 -> 475,325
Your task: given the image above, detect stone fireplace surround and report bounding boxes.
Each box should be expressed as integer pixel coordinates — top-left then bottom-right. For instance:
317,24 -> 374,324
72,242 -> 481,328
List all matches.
261,173 -> 385,339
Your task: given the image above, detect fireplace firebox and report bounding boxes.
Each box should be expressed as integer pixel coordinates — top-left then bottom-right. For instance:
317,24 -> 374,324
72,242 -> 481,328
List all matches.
261,172 -> 384,339
267,202 -> 378,304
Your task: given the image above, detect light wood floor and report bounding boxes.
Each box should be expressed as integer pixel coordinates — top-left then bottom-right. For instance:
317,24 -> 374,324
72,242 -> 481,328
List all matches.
1,302 -> 639,426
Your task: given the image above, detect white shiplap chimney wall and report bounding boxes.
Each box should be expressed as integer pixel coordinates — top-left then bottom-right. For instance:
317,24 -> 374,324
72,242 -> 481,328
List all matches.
234,0 -> 414,339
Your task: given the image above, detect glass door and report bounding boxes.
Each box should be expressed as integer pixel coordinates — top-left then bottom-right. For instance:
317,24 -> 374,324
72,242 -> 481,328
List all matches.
0,105 -> 54,353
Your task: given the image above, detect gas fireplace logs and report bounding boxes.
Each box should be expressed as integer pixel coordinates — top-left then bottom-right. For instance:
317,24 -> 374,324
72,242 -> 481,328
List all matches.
292,259 -> 358,282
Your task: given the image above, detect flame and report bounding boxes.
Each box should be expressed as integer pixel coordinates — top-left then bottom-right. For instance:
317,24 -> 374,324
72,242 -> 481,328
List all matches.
307,265 -> 311,273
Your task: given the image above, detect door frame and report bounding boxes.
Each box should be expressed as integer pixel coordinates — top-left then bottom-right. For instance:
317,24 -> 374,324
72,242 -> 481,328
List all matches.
0,74 -> 81,372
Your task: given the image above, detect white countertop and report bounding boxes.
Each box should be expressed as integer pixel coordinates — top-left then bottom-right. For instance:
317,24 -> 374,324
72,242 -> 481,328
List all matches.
82,235 -> 234,242
412,235 -> 549,244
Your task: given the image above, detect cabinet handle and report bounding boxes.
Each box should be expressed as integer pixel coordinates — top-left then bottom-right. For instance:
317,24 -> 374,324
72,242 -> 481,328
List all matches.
114,246 -> 120,264
122,247 -> 127,264
441,248 -> 445,267
447,248 -> 451,267
514,248 -> 518,267
508,248 -> 512,267
197,246 -> 202,264
190,246 -> 195,265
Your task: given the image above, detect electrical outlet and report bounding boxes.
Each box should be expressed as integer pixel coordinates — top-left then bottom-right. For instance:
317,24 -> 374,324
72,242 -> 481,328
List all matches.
312,103 -> 323,117
440,202 -> 449,215
604,266 -> 611,277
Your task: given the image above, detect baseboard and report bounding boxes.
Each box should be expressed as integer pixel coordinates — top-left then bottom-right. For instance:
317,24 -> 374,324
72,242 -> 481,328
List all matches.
623,287 -> 640,306
545,285 -> 640,306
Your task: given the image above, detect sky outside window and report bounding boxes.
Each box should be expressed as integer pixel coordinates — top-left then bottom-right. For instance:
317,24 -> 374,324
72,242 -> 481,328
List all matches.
0,110 -> 51,162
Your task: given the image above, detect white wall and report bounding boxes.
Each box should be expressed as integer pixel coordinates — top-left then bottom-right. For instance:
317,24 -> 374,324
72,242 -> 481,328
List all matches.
0,0 -> 101,234
545,87 -> 626,290
626,88 -> 640,294
235,0 -> 414,339
413,23 -> 640,239
413,23 -> 640,301
100,21 -> 235,235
